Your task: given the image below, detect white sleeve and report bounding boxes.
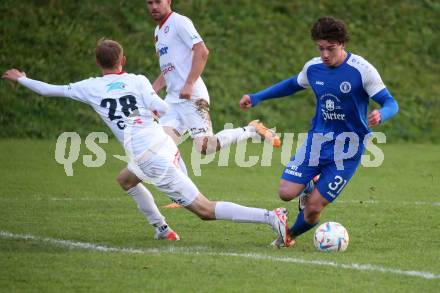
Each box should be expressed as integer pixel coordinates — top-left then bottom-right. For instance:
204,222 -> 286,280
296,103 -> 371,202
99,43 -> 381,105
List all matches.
297,58 -> 322,88
150,97 -> 169,116
17,76 -> 89,103
18,77 -> 69,97
362,64 -> 386,97
138,75 -> 169,116
176,15 -> 203,49
64,79 -> 93,103
297,65 -> 310,88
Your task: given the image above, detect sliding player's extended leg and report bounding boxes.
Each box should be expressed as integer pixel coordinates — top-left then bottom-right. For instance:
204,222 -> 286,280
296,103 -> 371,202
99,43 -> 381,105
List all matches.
185,192 -> 290,245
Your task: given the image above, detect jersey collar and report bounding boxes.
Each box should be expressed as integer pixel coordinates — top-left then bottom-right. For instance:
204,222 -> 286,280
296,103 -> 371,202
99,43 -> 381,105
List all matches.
103,70 -> 126,76
159,11 -> 173,29
344,52 -> 351,64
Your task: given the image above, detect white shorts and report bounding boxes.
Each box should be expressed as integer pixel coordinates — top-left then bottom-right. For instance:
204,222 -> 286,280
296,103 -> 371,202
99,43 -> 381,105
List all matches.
127,146 -> 199,207
160,99 -> 213,138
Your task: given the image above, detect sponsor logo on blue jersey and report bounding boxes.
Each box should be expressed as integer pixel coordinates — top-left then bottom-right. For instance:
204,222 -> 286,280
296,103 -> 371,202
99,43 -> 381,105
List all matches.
106,82 -> 126,92
320,94 -> 346,121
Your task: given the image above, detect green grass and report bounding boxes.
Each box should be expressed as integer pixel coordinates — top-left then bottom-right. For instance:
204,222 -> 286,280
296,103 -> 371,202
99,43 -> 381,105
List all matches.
0,139 -> 439,292
1,0 -> 439,141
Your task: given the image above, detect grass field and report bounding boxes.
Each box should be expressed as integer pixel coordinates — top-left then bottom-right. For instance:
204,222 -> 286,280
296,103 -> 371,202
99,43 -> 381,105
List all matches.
0,138 -> 439,292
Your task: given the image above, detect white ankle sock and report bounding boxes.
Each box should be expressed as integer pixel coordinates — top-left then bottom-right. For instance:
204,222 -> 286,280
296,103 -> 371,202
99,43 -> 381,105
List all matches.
214,201 -> 271,224
127,184 -> 166,227
215,126 -> 255,148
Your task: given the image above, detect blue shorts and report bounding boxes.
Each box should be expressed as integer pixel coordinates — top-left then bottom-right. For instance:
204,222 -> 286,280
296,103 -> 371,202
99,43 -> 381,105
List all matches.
281,141 -> 362,202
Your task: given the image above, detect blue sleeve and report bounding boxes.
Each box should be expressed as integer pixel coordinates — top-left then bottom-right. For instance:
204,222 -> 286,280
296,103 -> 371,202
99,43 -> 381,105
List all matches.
371,88 -> 399,123
249,75 -> 305,107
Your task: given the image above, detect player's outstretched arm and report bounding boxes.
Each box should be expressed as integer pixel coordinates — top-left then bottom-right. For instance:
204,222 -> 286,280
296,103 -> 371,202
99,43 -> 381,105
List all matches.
368,88 -> 399,127
2,68 -> 67,97
243,75 -> 305,108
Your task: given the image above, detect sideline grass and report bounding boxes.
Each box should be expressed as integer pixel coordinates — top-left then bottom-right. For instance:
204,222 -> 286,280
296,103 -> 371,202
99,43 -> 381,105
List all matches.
0,139 -> 439,292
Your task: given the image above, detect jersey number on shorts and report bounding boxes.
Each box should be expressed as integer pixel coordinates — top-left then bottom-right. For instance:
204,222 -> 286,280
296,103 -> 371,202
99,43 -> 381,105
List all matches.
100,95 -> 138,130
328,175 -> 348,194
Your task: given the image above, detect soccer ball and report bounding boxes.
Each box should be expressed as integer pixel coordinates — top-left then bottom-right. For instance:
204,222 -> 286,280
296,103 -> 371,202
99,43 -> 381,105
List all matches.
314,222 -> 349,252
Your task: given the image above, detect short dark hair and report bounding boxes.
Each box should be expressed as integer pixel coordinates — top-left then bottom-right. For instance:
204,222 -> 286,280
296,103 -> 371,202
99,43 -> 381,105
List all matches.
95,38 -> 123,69
311,17 -> 349,43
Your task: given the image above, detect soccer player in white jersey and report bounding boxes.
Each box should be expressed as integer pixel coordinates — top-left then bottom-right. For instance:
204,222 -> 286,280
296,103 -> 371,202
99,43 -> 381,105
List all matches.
146,0 -> 281,156
240,17 -> 398,247
2,39 -> 180,241
2,39 -> 290,246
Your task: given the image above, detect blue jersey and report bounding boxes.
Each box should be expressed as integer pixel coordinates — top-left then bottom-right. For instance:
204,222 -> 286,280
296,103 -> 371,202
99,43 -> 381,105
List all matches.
297,52 -> 385,139
250,52 -> 398,201
250,52 -> 398,160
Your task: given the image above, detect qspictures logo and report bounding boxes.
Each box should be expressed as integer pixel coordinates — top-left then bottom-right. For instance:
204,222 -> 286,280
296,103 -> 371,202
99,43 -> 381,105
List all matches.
54,124 -> 387,177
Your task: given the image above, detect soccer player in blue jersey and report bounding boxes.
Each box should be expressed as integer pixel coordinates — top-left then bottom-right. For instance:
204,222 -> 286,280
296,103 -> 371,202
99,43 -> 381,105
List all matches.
239,16 -> 399,247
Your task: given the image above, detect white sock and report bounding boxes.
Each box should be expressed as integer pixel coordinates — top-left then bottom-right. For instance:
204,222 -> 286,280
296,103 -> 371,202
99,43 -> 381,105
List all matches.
127,184 -> 166,227
215,126 -> 256,148
214,201 -> 271,224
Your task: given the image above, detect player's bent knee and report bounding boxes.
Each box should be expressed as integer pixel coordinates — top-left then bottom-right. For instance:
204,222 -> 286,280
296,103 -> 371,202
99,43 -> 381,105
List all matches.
116,172 -> 137,191
278,186 -> 296,201
116,174 -> 127,189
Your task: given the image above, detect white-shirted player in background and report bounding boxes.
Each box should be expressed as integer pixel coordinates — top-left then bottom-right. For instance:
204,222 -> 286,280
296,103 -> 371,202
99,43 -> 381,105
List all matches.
2,39 -> 290,246
146,0 -> 281,156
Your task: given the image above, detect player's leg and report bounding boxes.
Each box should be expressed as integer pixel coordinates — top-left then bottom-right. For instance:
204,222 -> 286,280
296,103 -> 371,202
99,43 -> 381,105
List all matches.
184,99 -> 280,155
278,139 -> 320,201
185,194 -> 289,246
278,179 -> 309,201
193,123 -> 280,155
163,126 -> 182,145
298,175 -> 320,211
270,148 -> 320,247
285,158 -> 362,247
159,103 -> 189,175
117,167 -> 179,240
287,187 -> 330,246
137,151 -> 289,245
210,119 -> 282,153
278,158 -> 320,202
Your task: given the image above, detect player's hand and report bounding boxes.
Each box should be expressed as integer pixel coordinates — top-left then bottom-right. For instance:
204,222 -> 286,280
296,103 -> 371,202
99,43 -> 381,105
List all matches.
2,69 -> 26,82
179,82 -> 193,99
368,109 -> 381,127
239,95 -> 253,110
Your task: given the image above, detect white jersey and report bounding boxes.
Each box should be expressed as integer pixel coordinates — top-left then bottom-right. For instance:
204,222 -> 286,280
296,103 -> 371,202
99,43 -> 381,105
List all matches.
154,12 -> 209,103
63,72 -> 170,158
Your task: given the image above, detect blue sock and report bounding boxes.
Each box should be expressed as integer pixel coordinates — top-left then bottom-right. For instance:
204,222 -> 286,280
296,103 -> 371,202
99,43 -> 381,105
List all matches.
288,210 -> 318,238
